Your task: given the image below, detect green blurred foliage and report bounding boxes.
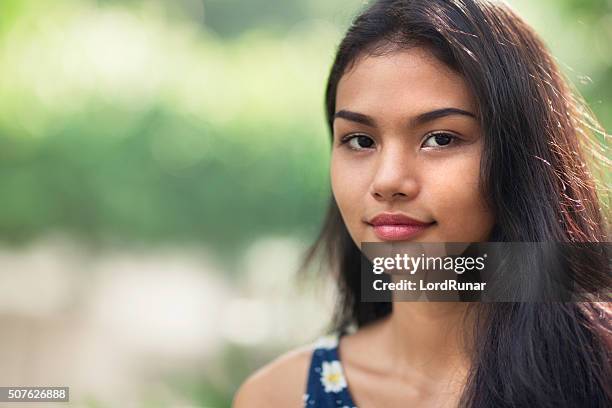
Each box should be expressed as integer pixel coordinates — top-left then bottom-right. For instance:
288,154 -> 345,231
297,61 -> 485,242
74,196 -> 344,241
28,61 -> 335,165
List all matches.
0,0 -> 341,253
0,0 -> 609,253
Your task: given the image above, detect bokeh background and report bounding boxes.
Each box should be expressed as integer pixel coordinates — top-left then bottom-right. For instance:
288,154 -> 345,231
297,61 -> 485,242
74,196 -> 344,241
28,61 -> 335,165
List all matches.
0,0 -> 609,407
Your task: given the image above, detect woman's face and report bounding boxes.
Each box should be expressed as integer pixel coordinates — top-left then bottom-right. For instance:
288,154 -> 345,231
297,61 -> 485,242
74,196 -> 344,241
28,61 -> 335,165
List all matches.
331,47 -> 495,246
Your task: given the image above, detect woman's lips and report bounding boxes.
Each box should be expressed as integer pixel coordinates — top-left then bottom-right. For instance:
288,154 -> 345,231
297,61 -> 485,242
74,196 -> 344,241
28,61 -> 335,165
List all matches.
367,212 -> 435,241
371,223 -> 432,240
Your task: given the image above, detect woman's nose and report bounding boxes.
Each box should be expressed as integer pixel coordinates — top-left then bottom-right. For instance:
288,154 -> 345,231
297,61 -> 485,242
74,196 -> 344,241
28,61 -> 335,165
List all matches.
370,146 -> 419,202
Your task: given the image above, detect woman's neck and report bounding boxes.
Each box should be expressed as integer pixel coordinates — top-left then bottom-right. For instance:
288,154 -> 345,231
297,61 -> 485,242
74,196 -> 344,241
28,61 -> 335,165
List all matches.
379,302 -> 474,380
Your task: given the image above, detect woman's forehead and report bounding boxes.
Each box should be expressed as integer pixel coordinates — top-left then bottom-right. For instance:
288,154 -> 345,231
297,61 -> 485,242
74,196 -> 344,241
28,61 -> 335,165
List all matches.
335,48 -> 477,118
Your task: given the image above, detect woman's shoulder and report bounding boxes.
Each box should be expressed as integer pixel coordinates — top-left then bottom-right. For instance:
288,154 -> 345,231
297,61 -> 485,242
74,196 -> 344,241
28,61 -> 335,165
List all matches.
233,326 -> 382,408
233,336 -> 331,408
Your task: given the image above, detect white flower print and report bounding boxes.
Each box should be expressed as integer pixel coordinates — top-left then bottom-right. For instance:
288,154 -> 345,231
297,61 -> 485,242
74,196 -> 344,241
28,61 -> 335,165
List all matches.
314,334 -> 339,350
320,360 -> 347,393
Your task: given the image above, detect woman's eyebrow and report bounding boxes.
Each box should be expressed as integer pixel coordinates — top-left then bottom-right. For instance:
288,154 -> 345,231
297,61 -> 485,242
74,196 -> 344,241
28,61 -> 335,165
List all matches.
333,110 -> 376,127
333,108 -> 477,128
411,108 -> 477,126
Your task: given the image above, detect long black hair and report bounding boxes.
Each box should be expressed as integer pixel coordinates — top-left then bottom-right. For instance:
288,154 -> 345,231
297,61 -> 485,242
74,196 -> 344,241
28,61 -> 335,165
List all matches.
301,0 -> 611,406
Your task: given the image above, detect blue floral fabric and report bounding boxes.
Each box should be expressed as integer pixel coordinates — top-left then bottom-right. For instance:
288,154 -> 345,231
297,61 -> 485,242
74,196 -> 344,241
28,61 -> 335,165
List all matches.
303,332 -> 358,408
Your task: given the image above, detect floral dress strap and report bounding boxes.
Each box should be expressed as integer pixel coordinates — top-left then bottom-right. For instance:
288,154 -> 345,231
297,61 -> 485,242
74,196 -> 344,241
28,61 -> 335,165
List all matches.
303,332 -> 358,408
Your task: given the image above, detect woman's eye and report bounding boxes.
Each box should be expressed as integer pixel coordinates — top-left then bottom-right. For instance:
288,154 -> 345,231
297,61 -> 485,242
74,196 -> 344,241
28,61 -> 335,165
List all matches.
341,134 -> 376,150
421,132 -> 458,148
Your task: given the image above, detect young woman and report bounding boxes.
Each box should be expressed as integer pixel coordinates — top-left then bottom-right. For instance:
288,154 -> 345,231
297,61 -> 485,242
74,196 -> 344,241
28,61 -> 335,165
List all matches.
234,0 -> 611,407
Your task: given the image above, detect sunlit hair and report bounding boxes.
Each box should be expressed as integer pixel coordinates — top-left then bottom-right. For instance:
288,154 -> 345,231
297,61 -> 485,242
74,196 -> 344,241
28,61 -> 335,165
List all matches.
301,0 -> 611,406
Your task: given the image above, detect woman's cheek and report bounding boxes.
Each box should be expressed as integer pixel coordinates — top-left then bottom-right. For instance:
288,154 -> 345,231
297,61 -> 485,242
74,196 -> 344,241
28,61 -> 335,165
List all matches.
428,166 -> 493,242
428,151 -> 495,242
331,156 -> 370,244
